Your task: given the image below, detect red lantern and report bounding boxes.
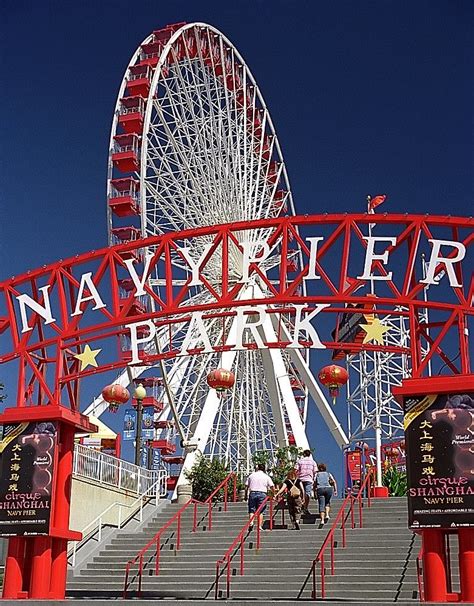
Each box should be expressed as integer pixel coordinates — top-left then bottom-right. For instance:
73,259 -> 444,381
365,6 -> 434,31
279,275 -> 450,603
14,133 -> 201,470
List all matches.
206,368 -> 235,392
385,447 -> 398,459
318,364 -> 349,404
102,384 -> 130,413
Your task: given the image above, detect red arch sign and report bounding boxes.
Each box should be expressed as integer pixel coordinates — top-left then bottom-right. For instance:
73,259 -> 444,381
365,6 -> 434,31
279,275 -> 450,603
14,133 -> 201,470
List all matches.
1,214 -> 471,410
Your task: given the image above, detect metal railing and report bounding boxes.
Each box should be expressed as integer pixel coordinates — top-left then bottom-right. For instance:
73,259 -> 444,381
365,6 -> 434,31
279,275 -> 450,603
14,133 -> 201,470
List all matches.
311,471 -> 374,599
69,473 -> 166,567
214,495 -> 285,599
73,443 -> 161,495
123,472 -> 237,598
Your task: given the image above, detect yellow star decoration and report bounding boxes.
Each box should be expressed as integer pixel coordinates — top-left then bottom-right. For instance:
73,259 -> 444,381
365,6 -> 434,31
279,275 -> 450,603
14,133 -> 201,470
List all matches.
361,318 -> 390,345
74,344 -> 102,371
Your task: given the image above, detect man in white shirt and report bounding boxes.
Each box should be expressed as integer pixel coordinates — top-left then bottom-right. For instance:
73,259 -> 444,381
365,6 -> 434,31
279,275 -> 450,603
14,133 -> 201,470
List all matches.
245,464 -> 274,530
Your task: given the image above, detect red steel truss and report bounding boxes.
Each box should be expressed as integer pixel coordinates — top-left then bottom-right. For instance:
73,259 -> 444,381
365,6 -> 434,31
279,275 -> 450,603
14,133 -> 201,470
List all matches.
0,214 -> 472,412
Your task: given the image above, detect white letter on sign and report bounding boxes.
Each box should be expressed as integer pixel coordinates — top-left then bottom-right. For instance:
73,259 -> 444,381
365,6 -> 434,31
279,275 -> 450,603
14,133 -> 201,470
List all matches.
124,253 -> 154,297
179,243 -> 214,287
358,237 -> 397,281
17,286 -> 56,333
240,240 -> 270,283
179,311 -> 214,355
288,304 -> 329,348
127,319 -> 156,364
71,272 -> 107,316
304,237 -> 324,281
234,306 -> 269,349
420,239 -> 466,288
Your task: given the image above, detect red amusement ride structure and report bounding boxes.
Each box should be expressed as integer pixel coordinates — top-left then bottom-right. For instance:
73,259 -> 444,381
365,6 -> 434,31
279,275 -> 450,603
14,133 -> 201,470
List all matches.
0,22 -> 472,602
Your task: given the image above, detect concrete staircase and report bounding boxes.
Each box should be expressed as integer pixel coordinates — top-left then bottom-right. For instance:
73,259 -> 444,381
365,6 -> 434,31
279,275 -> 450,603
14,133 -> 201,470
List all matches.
314,497 -> 421,602
67,497 -> 423,602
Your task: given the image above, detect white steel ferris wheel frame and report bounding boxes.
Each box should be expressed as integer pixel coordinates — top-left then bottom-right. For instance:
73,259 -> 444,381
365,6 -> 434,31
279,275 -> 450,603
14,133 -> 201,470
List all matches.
86,22 -> 342,480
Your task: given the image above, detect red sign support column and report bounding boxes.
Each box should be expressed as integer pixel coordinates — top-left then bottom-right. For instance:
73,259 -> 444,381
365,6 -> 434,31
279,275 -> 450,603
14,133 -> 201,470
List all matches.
422,529 -> 448,601
0,406 -> 96,600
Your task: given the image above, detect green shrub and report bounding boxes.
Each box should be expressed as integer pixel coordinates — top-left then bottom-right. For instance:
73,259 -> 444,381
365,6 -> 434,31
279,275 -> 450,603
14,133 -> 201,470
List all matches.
185,454 -> 230,502
382,466 -> 407,496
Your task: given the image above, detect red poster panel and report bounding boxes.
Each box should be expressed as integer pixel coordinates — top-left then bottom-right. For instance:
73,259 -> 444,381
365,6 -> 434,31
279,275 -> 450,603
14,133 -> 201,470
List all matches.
347,450 -> 362,482
0,421 -> 57,536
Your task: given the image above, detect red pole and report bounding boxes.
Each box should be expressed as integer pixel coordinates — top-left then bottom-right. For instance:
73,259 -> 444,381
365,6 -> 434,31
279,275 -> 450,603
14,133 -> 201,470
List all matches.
208,501 -> 212,530
29,536 -> 52,598
2,537 -> 25,598
330,535 -> 335,575
458,528 -> 474,602
193,502 -> 197,532
321,554 -> 325,598
49,538 -> 68,598
123,565 -> 130,599
49,422 -> 75,599
422,529 -> 448,602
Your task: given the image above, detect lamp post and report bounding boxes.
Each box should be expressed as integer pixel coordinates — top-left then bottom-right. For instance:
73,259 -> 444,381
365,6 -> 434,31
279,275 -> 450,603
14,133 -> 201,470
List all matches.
134,383 -> 147,467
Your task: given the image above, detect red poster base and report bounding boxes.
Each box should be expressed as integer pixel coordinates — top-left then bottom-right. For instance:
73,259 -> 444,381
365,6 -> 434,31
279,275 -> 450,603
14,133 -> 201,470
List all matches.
0,406 -> 96,600
373,486 -> 389,498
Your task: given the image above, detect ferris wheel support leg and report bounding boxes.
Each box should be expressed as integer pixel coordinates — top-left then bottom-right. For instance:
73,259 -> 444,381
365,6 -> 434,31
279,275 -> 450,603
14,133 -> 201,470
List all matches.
257,314 -> 309,450
260,348 -> 288,445
272,316 -> 349,448
176,331 -> 240,488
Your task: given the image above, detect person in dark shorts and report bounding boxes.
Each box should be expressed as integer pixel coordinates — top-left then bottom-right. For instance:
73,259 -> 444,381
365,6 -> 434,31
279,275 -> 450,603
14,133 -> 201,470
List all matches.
314,462 -> 337,527
245,463 -> 274,530
274,469 -> 305,530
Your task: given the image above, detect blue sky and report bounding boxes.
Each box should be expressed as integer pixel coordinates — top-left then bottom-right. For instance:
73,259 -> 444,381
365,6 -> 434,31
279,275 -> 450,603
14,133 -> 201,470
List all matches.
1,1 -> 472,477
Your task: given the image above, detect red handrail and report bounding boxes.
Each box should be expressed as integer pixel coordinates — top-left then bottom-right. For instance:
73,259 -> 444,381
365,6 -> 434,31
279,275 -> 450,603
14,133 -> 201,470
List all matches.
311,471 -> 374,600
214,495 -> 286,599
123,471 -> 236,598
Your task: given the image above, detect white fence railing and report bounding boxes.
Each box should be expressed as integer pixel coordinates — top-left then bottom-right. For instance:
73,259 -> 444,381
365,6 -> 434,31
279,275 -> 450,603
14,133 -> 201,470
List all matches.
73,443 -> 167,497
69,476 -> 166,567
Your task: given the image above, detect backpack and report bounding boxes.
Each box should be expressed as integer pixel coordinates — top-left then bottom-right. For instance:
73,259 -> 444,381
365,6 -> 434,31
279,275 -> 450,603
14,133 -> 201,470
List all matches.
289,481 -> 301,498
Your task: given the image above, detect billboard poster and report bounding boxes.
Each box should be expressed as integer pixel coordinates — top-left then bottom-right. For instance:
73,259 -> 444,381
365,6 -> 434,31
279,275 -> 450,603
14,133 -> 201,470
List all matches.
123,409 -> 136,441
142,407 -> 155,440
0,421 -> 57,536
404,392 -> 474,529
346,450 -> 362,484
152,448 -> 162,470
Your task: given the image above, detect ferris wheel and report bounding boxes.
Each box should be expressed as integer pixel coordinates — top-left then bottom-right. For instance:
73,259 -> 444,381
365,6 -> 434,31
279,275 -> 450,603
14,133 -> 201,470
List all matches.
84,22 -> 341,480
